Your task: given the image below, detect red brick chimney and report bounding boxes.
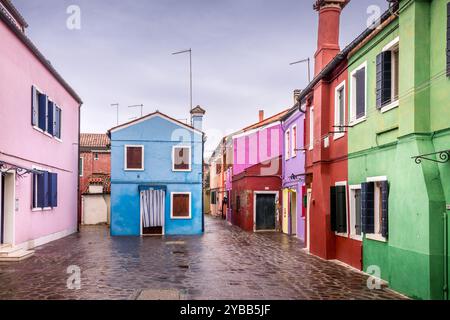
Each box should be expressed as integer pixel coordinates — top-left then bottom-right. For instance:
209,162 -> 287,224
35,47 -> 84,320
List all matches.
259,110 -> 264,122
313,0 -> 349,75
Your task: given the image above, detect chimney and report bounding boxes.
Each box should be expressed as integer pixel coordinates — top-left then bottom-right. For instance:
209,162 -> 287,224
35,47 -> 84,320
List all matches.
190,105 -> 206,131
293,89 -> 302,105
313,0 -> 349,75
259,110 -> 264,122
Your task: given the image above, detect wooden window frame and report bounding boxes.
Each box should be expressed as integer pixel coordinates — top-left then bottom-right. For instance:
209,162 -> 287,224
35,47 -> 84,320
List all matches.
380,37 -> 400,113
349,184 -> 362,241
170,192 -> 192,220
172,146 -> 192,172
365,176 -> 388,242
349,61 -> 367,126
124,145 -> 144,171
334,181 -> 348,238
334,81 -> 346,140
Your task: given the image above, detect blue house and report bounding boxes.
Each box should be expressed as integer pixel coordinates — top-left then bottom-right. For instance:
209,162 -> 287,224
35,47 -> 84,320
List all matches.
108,106 -> 206,236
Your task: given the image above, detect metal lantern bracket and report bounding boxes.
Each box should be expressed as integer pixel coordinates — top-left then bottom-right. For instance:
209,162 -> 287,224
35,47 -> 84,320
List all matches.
412,149 -> 450,164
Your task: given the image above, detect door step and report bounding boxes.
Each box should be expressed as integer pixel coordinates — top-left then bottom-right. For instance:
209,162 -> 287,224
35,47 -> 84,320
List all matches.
0,246 -> 35,262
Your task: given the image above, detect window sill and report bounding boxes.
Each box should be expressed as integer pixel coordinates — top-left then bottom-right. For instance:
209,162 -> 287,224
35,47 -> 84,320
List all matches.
365,234 -> 387,243
170,216 -> 192,220
350,234 -> 363,241
32,207 -> 53,212
124,168 -> 145,171
172,169 -> 192,172
380,100 -> 399,113
55,137 -> 63,143
333,133 -> 345,141
349,117 -> 367,127
335,232 -> 348,238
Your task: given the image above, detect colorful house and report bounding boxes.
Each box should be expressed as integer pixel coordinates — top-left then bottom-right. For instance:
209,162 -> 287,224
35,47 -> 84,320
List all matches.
347,0 -> 450,300
79,134 -> 111,225
108,107 -> 206,236
0,0 -> 82,260
230,110 -> 288,232
281,91 -> 306,241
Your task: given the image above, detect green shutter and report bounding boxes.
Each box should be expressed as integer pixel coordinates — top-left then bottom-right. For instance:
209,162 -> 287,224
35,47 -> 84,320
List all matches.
330,187 -> 337,232
336,186 -> 347,233
381,181 -> 389,238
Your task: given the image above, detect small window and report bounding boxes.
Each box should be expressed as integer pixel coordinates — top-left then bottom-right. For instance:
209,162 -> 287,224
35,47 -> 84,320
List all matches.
285,129 -> 291,159
31,86 -> 62,138
94,153 -> 99,161
173,146 -> 191,171
125,145 -> 144,170
291,125 -> 297,157
171,192 -> 191,219
309,107 -> 314,150
350,63 -> 367,122
216,163 -> 222,175
32,171 -> 58,209
349,185 -> 362,240
361,179 -> 389,240
330,183 -> 348,235
334,81 -> 346,139
79,157 -> 84,177
211,191 -> 217,205
376,38 -> 399,109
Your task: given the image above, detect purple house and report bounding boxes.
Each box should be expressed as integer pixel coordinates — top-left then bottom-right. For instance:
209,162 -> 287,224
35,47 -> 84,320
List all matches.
281,92 -> 306,241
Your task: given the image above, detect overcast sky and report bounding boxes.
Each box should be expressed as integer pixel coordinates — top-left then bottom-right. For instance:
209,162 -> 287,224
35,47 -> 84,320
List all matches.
14,0 -> 387,156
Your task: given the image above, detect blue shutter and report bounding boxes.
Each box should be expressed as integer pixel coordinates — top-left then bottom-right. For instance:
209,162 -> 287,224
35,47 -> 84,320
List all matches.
381,181 -> 389,238
376,52 -> 392,109
31,86 -> 38,126
361,182 -> 375,234
55,107 -> 61,139
37,172 -> 45,208
32,173 -> 37,208
47,101 -> 54,136
38,94 -> 47,131
48,173 -> 58,207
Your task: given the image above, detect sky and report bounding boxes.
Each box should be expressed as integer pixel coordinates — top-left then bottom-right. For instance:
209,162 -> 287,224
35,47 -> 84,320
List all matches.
14,0 -> 388,156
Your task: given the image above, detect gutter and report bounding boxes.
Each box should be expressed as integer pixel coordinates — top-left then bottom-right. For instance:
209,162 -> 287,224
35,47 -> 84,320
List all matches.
296,7 -> 395,112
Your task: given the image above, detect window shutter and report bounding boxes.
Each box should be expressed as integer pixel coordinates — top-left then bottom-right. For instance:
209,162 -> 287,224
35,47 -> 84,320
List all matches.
47,101 -> 54,135
361,182 -> 375,234
330,187 -> 337,232
55,107 -> 61,139
50,173 -> 58,207
336,186 -> 347,233
447,3 -> 450,76
32,86 -> 38,126
37,172 -> 46,208
38,94 -> 48,131
126,146 -> 143,169
173,194 -> 190,217
381,180 -> 389,238
356,68 -> 366,118
32,173 -> 37,208
376,51 -> 392,108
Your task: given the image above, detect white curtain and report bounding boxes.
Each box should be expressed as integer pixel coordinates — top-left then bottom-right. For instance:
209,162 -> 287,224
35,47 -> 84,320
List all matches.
140,189 -> 165,228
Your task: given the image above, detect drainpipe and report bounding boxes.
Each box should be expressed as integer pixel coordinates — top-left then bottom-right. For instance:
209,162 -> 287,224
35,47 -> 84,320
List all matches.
77,103 -> 82,232
202,132 -> 205,233
444,210 -> 448,300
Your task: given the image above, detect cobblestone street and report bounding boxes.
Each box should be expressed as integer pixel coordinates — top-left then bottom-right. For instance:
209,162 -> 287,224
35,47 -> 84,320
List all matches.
0,216 -> 405,300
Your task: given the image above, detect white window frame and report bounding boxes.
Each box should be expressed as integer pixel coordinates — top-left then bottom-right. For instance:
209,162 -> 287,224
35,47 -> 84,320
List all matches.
172,145 -> 192,172
291,124 -> 297,158
365,176 -> 388,242
349,61 -> 367,126
334,81 -> 346,140
31,166 -> 52,212
349,184 -> 362,241
335,181 -> 348,238
309,107 -> 314,150
79,157 -> 84,177
285,129 -> 291,159
124,145 -> 145,171
380,36 -> 400,113
170,192 -> 192,220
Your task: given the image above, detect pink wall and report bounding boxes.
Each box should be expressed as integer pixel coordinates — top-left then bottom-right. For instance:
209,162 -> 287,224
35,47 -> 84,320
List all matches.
233,123 -> 283,176
0,21 -> 80,245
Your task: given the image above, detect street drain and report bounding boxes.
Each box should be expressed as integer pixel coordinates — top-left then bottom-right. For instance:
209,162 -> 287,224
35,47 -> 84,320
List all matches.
134,289 -> 182,300
178,265 -> 190,269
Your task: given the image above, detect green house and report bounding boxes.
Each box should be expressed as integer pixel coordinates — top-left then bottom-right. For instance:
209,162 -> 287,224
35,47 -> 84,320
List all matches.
347,0 -> 450,300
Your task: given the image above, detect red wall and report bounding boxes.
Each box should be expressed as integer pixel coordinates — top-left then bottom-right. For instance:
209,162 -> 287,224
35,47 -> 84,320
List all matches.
79,151 -> 110,194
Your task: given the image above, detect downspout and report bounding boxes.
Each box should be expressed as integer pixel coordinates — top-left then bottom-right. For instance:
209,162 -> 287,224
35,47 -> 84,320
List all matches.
202,132 -> 205,233
77,103 -> 82,232
444,210 -> 448,300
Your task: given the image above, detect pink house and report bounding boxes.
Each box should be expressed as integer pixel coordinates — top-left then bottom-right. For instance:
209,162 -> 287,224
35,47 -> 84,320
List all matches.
0,1 -> 82,260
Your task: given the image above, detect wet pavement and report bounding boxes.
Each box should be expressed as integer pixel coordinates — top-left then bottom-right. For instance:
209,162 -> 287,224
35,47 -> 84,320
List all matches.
0,215 -> 405,300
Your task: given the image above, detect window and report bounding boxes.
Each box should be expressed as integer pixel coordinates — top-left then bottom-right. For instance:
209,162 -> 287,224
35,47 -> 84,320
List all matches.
376,37 -> 399,111
211,191 -> 217,205
291,125 -> 297,157
350,62 -> 367,123
309,107 -> 314,150
79,157 -> 83,177
361,177 -> 389,241
330,182 -> 347,235
31,86 -> 62,139
334,81 -> 346,139
94,153 -> 99,161
173,146 -> 191,171
447,3 -> 450,76
171,192 -> 191,219
349,185 -> 362,240
32,171 -> 58,209
216,163 -> 222,175
125,145 -> 144,170
285,129 -> 291,159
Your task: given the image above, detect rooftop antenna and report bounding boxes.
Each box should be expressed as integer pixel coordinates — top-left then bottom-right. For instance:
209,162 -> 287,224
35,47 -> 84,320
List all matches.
128,104 -> 144,117
290,57 -> 311,84
172,48 -> 193,113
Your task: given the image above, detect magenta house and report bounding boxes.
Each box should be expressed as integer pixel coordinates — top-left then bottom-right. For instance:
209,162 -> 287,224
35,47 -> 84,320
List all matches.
0,0 -> 82,261
280,98 -> 306,241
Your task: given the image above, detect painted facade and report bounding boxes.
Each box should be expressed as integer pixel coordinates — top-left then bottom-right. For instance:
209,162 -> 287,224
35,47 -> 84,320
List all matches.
0,0 -> 82,259
230,110 -> 288,232
347,0 -> 450,300
281,100 -> 306,241
109,109 -> 205,236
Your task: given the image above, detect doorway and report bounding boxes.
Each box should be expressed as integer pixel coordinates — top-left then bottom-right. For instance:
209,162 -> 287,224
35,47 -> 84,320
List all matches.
290,191 -> 297,235
306,189 -> 312,252
140,189 -> 165,235
0,172 -> 14,245
254,192 -> 277,231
